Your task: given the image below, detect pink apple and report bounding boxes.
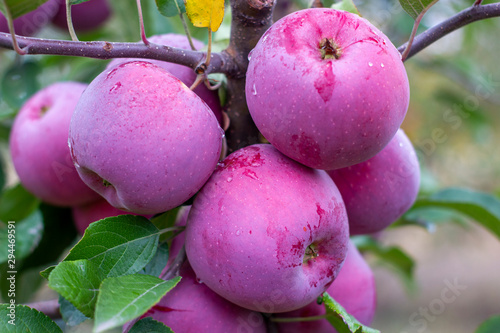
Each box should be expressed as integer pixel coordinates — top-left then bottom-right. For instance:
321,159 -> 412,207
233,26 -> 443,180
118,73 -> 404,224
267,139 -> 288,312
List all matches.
9,82 -> 101,206
0,0 -> 59,36
51,0 -> 111,32
68,61 -> 223,215
72,199 -> 152,235
276,241 -> 376,332
185,144 -> 349,313
124,263 -> 267,333
107,34 -> 223,126
327,129 -> 420,235
246,8 -> 410,170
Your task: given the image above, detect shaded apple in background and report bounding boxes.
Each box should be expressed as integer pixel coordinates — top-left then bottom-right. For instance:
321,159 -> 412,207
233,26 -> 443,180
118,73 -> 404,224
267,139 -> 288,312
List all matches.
72,199 -> 152,235
327,129 -> 420,235
9,82 -> 101,206
276,241 -> 376,332
51,0 -> 111,33
107,34 -> 223,126
246,8 -> 410,170
0,0 -> 59,36
165,206 -> 190,267
185,144 -> 349,313
124,263 -> 267,333
69,61 -> 223,215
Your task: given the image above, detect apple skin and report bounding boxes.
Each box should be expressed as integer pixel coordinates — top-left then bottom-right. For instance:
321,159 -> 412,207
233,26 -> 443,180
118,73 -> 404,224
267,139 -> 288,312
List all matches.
276,241 -> 376,332
0,0 -> 59,36
246,8 -> 410,170
68,61 -> 223,215
327,129 -> 420,235
124,263 -> 267,333
51,0 -> 111,32
9,82 -> 101,206
106,34 -> 223,126
185,144 -> 349,313
72,199 -> 152,235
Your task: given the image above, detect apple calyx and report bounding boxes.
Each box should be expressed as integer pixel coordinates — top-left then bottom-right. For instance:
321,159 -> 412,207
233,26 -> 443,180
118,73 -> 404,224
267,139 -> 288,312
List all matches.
319,38 -> 341,60
102,179 -> 113,187
303,243 -> 320,264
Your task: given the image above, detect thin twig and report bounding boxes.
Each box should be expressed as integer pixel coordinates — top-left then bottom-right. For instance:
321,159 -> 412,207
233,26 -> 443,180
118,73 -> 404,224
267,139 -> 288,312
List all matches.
180,13 -> 197,50
2,4 -> 26,55
401,11 -> 425,62
66,0 -> 79,42
136,0 -> 149,46
159,245 -> 186,280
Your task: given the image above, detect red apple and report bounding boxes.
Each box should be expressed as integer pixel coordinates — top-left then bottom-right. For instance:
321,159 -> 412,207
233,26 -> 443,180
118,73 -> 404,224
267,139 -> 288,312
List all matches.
276,241 -> 376,332
246,8 -> 409,170
9,82 -> 100,206
51,0 -> 111,32
185,144 -> 349,313
327,129 -> 420,235
0,0 -> 59,36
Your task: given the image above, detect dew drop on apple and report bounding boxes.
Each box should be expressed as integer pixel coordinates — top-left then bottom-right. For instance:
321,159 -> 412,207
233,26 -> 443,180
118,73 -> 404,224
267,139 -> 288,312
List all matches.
381,63 -> 385,68
196,278 -> 204,284
368,62 -> 373,67
252,84 -> 257,96
226,177 -> 233,182
236,230 -> 241,236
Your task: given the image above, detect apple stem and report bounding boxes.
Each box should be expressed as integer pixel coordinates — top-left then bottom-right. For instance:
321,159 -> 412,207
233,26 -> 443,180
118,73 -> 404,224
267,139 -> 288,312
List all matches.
65,0 -> 79,42
179,13 -> 197,51
136,0 -> 149,46
3,5 -> 26,55
474,0 -> 483,5
401,10 -> 426,62
158,226 -> 186,235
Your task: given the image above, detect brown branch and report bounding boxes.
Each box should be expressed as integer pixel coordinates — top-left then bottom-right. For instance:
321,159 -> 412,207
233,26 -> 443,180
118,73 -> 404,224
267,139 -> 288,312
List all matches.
26,299 -> 61,320
399,3 -> 500,61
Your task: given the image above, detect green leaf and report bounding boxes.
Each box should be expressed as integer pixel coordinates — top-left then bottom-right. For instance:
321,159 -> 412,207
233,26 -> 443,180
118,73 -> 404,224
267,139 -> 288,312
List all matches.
331,0 -> 361,16
141,242 -> 169,277
94,274 -> 181,333
323,293 -> 380,333
476,315 -> 500,333
0,0 -> 51,19
353,236 -> 416,292
413,188 -> 500,240
0,304 -> 62,332
0,155 -> 5,191
64,215 -> 160,277
398,0 -> 439,20
1,62 -> 40,109
0,184 -> 40,223
392,206 -> 468,231
69,0 -> 92,4
156,0 -> 185,17
48,260 -> 105,318
0,211 -> 43,265
129,317 -> 175,333
59,295 -> 88,327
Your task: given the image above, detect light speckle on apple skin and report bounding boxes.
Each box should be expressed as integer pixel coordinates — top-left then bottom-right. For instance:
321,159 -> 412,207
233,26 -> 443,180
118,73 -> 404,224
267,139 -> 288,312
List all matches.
276,241 -> 376,333
123,263 -> 267,333
185,144 -> 349,313
246,8 -> 410,170
328,129 -> 420,235
9,82 -> 101,206
106,34 -> 223,126
69,61 -> 223,215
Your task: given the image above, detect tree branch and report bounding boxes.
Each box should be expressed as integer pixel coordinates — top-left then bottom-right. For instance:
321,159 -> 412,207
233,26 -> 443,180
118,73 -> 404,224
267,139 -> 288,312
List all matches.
399,3 -> 500,60
26,299 -> 61,320
0,33 -> 236,75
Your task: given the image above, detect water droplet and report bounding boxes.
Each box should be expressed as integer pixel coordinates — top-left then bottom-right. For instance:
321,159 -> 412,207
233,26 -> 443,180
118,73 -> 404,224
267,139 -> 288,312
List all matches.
252,84 -> 257,96
368,62 -> 373,67
196,278 -> 203,284
380,63 -> 385,68
399,142 -> 404,147
227,177 -> 233,182
236,230 -> 241,236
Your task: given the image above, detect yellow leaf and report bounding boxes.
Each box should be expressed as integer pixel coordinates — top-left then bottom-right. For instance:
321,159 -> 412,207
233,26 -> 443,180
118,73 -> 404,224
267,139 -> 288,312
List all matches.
185,0 -> 225,32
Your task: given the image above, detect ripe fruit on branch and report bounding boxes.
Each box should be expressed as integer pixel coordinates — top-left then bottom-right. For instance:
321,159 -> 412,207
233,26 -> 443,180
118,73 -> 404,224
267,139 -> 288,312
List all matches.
107,34 -> 223,126
124,263 -> 267,333
0,0 -> 59,36
276,241 -> 376,332
327,129 -> 420,235
185,144 -> 349,313
69,61 -> 223,215
9,82 -> 100,206
246,8 -> 410,170
51,0 -> 111,33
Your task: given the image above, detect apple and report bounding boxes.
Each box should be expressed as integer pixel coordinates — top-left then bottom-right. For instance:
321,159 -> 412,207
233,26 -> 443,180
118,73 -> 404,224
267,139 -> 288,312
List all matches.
72,199 -> 152,235
9,82 -> 101,206
275,241 -> 376,332
107,34 -> 223,126
51,0 -> 111,33
124,263 -> 267,333
327,129 -> 420,235
0,0 -> 59,36
246,8 -> 410,170
185,144 -> 349,313
167,206 -> 190,265
68,61 -> 223,215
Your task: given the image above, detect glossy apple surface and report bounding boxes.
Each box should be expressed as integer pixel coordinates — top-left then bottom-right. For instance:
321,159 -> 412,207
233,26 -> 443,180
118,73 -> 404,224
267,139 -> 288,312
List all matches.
246,8 -> 409,170
0,0 -> 59,36
51,0 -> 111,32
106,34 -> 223,126
10,82 -> 100,206
276,241 -> 376,332
185,144 -> 349,313
69,61 -> 223,215
328,129 -> 420,235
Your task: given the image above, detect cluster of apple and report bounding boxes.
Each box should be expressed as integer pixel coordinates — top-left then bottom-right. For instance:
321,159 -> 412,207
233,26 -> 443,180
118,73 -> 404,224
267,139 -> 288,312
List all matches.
8,7 -> 420,333
0,0 -> 110,36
